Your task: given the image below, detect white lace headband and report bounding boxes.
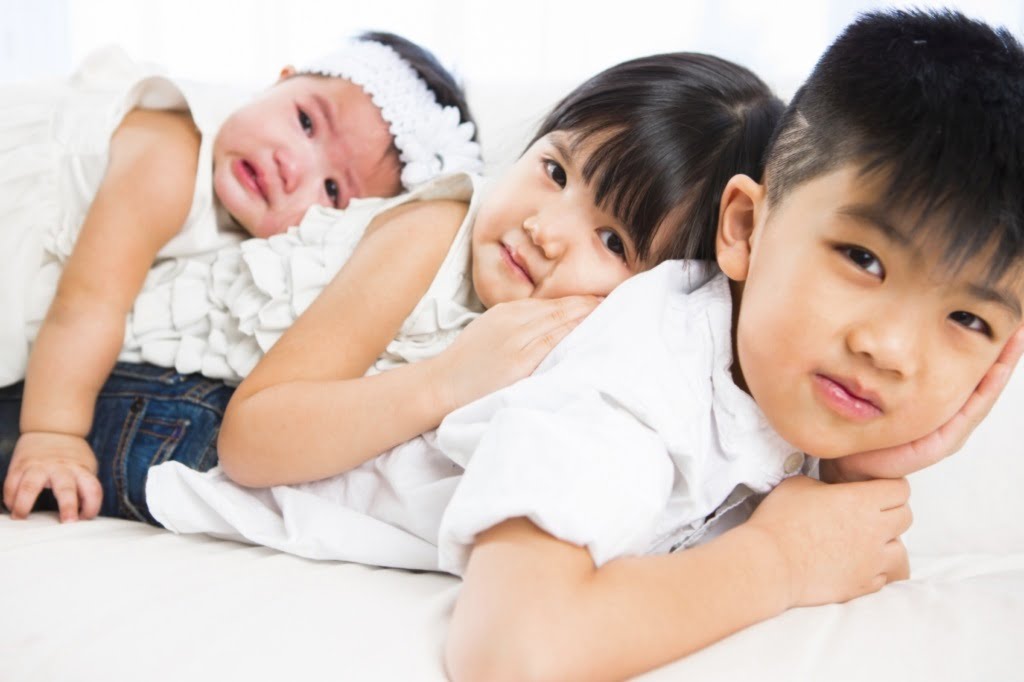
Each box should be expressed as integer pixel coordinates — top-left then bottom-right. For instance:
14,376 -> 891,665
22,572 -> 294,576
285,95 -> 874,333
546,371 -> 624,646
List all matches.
303,39 -> 483,189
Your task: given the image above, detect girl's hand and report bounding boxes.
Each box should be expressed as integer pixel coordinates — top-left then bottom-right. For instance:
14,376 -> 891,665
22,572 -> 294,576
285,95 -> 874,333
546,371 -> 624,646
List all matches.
430,295 -> 601,414
821,324 -> 1024,483
3,432 -> 102,522
747,475 -> 912,608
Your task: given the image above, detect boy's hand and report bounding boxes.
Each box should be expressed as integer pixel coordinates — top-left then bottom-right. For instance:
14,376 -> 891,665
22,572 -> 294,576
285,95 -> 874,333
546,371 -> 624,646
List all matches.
747,475 -> 911,608
430,295 -> 601,414
3,432 -> 103,522
822,324 -> 1024,483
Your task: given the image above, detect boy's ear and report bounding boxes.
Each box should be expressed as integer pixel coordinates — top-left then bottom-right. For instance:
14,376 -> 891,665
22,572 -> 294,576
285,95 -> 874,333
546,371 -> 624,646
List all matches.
716,174 -> 765,282
278,65 -> 297,81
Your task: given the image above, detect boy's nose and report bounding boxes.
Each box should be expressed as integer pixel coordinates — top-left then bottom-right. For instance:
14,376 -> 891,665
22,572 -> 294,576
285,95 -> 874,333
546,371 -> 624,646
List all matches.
845,312 -> 921,377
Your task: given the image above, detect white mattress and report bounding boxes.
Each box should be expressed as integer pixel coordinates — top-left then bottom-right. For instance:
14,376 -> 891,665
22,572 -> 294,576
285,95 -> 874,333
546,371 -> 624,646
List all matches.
2,513 -> 1023,681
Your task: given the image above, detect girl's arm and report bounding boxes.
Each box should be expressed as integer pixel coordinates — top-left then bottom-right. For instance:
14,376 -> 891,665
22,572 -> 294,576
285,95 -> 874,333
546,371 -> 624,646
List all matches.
446,475 -> 912,682
4,109 -> 199,520
218,202 -> 597,487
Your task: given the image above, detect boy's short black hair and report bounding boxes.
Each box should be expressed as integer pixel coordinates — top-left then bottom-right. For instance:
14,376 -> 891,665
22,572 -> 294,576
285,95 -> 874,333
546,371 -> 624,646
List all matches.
764,9 -> 1024,281
360,31 -> 478,143
534,53 -> 784,263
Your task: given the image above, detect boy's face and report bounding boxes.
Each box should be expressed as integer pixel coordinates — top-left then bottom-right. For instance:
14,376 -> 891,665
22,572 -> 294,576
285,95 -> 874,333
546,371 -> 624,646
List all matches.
719,166 -> 1023,459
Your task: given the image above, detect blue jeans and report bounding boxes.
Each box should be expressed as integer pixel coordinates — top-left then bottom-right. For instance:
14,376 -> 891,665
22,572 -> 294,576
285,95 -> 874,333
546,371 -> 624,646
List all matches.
0,362 -> 233,525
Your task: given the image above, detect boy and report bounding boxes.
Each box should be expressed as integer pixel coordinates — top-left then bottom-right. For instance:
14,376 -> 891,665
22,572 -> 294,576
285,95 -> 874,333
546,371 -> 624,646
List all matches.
444,8 -> 1024,680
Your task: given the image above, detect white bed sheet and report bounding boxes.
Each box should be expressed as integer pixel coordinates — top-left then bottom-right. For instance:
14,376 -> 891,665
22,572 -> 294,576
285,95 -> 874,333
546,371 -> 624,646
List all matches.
3,513 -> 1023,681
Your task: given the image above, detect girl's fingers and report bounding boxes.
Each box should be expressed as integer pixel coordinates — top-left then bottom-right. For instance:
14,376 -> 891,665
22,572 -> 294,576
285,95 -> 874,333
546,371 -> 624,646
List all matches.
2,468 -> 23,511
881,503 -> 914,537
882,538 -> 910,582
859,477 -> 911,511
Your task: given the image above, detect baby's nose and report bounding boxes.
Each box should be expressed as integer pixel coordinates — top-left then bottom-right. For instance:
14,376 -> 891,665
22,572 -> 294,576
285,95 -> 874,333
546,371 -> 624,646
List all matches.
273,148 -> 302,194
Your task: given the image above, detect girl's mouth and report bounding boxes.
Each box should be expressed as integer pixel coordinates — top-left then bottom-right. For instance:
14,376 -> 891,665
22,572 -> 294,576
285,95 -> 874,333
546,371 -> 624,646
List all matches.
501,243 -> 534,285
233,159 -> 268,202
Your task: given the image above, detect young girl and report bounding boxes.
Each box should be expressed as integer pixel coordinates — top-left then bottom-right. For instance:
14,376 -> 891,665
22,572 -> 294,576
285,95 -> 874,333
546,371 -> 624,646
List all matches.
0,32 -> 481,520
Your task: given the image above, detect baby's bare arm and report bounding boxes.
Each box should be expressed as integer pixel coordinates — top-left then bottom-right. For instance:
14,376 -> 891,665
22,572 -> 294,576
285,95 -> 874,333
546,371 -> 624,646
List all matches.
7,110 -> 199,521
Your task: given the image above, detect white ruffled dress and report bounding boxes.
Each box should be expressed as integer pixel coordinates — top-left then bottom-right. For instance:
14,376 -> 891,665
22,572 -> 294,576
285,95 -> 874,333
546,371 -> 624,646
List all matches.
120,171 -> 484,384
0,47 -> 250,387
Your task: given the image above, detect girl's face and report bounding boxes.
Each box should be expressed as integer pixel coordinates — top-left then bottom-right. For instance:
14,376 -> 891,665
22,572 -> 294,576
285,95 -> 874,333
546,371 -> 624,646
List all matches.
213,70 -> 403,238
471,132 -> 645,307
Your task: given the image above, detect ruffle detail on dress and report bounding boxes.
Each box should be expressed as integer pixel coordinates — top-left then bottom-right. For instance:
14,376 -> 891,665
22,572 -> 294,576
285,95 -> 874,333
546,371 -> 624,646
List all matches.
120,172 -> 484,385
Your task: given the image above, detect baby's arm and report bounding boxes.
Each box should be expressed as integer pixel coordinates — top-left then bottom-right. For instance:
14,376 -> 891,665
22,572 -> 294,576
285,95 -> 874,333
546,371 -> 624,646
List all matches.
218,201 -> 597,487
447,475 -> 911,682
4,110 -> 199,521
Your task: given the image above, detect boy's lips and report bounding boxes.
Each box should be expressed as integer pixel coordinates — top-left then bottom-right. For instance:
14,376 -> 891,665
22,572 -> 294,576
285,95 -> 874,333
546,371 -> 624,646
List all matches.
501,243 -> 535,285
812,373 -> 884,422
232,158 -> 269,203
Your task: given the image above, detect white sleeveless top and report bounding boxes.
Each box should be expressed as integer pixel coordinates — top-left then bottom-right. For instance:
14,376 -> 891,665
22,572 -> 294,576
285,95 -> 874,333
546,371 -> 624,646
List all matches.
0,46 -> 250,387
119,172 -> 484,384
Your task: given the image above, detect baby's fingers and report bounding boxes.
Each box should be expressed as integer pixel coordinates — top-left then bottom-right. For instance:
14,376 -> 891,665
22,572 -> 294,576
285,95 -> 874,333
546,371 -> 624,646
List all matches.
8,468 -> 48,520
51,468 -> 82,522
76,470 -> 103,520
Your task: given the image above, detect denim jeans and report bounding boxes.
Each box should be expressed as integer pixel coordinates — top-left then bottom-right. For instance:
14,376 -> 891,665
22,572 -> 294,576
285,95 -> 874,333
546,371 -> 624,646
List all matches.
0,362 -> 234,525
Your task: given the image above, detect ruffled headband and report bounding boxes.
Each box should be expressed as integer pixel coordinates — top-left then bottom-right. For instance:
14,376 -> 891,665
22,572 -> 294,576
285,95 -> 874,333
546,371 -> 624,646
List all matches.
303,39 -> 483,189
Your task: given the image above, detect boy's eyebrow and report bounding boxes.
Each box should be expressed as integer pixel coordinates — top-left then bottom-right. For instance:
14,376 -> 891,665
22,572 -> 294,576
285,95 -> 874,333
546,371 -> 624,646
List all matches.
837,204 -> 911,246
965,283 -> 1022,319
312,94 -> 338,137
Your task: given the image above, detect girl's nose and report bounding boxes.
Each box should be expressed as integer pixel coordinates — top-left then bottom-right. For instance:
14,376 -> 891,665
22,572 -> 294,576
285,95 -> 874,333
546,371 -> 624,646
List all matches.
524,214 -> 573,260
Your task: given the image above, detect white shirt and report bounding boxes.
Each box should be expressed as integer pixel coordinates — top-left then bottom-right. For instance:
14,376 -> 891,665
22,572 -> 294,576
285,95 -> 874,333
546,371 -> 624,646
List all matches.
147,261 -> 806,574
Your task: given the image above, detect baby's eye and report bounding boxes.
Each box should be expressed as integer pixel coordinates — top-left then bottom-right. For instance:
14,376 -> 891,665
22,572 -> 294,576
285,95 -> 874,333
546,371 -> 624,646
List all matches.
949,310 -> 992,337
544,159 -> 567,188
324,179 -> 340,207
599,228 -> 627,261
298,108 -> 314,136
839,245 -> 885,277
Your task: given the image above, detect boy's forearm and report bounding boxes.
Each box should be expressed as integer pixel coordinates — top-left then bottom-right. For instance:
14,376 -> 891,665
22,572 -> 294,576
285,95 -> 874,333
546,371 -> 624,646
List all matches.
218,358 -> 448,487
21,296 -> 126,437
448,520 -> 791,682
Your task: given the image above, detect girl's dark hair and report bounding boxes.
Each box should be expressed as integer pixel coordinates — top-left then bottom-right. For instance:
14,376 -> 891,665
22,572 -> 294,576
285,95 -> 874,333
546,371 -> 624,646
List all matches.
359,31 -> 477,142
533,53 -> 783,263
764,9 -> 1024,282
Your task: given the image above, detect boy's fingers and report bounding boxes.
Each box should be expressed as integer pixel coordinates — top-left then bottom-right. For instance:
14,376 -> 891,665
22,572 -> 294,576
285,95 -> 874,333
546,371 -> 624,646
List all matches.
51,469 -> 80,522
859,477 -> 910,510
883,539 -> 910,582
882,503 -> 914,537
77,472 -> 103,520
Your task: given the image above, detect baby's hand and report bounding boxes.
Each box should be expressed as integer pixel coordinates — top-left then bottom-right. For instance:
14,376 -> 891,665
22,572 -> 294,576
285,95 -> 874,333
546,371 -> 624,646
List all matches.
3,432 -> 102,522
429,295 -> 601,413
747,475 -> 911,608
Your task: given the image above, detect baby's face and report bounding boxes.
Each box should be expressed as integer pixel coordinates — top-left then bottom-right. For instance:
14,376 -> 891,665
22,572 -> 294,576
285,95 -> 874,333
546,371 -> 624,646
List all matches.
470,132 -> 644,308
727,166 -> 1023,458
213,71 -> 402,238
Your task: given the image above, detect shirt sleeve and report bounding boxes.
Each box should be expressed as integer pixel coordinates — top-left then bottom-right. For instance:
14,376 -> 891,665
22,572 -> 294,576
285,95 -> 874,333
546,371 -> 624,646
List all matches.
436,374 -> 675,576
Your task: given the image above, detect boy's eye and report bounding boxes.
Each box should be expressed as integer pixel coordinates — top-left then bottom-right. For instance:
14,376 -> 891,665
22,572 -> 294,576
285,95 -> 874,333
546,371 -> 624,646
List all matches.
544,159 -> 567,188
598,228 -> 627,261
324,179 -> 340,207
839,245 -> 885,277
298,109 -> 314,136
949,310 -> 992,337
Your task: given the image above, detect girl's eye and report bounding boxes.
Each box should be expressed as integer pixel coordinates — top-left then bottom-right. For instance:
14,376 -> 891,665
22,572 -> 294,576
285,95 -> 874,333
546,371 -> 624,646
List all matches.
599,228 -> 627,261
324,179 -> 340,207
544,159 -> 567,188
298,108 -> 314,136
949,310 -> 992,337
839,245 -> 885,277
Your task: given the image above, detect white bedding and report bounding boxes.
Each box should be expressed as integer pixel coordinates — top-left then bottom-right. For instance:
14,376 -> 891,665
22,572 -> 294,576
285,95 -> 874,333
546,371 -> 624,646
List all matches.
2,514 -> 1023,681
